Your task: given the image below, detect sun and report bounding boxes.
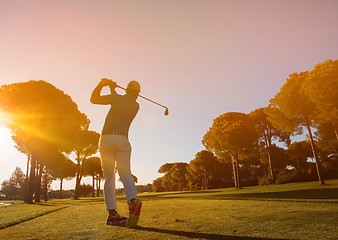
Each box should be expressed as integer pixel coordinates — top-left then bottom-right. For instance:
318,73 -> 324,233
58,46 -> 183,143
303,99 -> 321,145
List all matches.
0,111 -> 14,142
0,125 -> 28,185
0,126 -> 12,145
0,110 -> 14,125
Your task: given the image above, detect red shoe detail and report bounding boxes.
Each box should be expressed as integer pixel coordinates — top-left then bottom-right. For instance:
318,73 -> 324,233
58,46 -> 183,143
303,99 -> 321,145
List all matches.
107,214 -> 127,225
130,202 -> 142,216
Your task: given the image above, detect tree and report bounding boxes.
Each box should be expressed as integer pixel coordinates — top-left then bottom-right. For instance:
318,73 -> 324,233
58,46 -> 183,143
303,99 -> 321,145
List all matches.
157,162 -> 189,191
10,132 -> 59,202
72,130 -> 100,200
250,107 -> 290,183
1,180 -> 14,200
160,173 -> 172,191
0,80 -> 89,203
136,184 -> 153,193
185,164 -> 201,190
286,141 -> 313,175
33,142 -> 61,202
11,167 -> 26,199
203,112 -> 258,188
10,132 -> 31,200
302,60 -> 338,141
152,177 -> 166,192
48,153 -> 76,199
0,167 -> 25,200
158,163 -> 175,191
316,120 -> 338,154
260,145 -> 287,174
188,151 -> 218,190
171,162 -> 188,191
78,184 -> 93,197
84,156 -> 102,197
266,71 -> 325,184
321,153 -> 338,179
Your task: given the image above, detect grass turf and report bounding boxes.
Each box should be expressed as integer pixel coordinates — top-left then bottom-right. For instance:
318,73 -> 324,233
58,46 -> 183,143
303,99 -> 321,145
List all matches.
0,180 -> 337,240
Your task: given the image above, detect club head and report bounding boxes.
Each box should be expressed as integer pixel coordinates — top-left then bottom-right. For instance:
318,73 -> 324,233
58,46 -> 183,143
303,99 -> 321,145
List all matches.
164,108 -> 169,116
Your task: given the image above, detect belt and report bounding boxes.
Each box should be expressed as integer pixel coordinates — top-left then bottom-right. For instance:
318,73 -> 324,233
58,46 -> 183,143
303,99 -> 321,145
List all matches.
102,131 -> 127,136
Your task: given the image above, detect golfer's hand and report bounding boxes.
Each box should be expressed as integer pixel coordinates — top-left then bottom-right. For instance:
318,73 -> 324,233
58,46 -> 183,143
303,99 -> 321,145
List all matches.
108,80 -> 117,88
100,78 -> 111,86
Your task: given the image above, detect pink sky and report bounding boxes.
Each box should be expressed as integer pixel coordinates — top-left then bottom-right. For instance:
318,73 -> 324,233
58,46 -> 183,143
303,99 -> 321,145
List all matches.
1,0 -> 337,189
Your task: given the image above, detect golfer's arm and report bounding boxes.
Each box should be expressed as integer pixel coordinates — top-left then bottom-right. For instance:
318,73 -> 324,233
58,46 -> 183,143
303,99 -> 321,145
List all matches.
90,83 -> 111,105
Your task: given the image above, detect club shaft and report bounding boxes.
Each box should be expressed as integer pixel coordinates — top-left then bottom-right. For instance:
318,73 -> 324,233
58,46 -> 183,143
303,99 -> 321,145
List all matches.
116,85 -> 167,109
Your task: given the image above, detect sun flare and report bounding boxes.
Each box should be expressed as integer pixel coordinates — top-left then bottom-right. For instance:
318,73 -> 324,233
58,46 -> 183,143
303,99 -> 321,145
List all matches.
0,111 -> 14,125
0,126 -> 11,144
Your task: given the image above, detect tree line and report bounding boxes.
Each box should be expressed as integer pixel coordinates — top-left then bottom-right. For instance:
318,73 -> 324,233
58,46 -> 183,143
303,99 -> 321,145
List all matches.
0,165 -> 153,200
153,59 -> 337,192
0,60 -> 336,198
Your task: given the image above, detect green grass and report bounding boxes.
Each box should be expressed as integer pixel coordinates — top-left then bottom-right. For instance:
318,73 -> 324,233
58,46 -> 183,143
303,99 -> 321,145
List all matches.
0,180 -> 337,240
139,179 -> 338,202
0,202 -> 67,229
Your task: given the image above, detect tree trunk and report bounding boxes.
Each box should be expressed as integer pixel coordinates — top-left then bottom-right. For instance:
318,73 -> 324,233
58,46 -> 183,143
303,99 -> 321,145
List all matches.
95,177 -> 98,197
26,156 -> 36,204
96,177 -> 101,197
331,117 -> 338,142
235,158 -> 241,189
24,155 -> 30,202
305,120 -> 325,185
34,164 -> 43,202
74,162 -> 81,200
231,155 -> 238,188
43,169 -> 48,201
74,173 -> 80,200
266,146 -> 275,183
203,172 -> 206,190
206,174 -> 209,190
92,175 -> 95,197
96,176 -> 100,197
264,130 -> 275,184
59,178 -> 63,199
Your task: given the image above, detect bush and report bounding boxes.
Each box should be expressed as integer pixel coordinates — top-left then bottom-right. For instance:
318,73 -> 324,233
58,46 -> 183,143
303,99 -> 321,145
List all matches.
136,184 -> 153,193
48,189 -> 74,199
258,175 -> 272,185
275,170 -> 297,184
78,184 -> 93,197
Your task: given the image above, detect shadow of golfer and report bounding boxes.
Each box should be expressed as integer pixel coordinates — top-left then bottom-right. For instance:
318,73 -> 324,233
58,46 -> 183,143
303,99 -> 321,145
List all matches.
134,226 -> 288,240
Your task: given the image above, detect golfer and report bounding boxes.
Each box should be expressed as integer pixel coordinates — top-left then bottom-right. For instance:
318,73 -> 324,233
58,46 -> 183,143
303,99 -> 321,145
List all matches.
90,78 -> 142,227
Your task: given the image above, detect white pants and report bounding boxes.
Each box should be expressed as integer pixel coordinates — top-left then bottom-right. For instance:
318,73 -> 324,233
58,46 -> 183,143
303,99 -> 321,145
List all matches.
99,134 -> 137,210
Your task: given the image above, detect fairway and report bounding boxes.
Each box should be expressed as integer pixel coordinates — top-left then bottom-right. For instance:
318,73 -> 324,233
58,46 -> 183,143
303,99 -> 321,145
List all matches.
0,181 -> 337,240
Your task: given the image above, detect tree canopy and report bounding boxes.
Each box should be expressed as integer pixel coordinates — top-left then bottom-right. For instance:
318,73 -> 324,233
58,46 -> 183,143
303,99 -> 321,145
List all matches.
0,80 -> 91,202
203,112 -> 258,188
266,71 -> 325,184
302,59 -> 338,141
250,107 -> 290,182
0,80 -> 89,150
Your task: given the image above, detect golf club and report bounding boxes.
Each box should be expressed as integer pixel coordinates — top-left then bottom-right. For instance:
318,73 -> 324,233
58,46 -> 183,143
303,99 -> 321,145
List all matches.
116,85 -> 169,116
